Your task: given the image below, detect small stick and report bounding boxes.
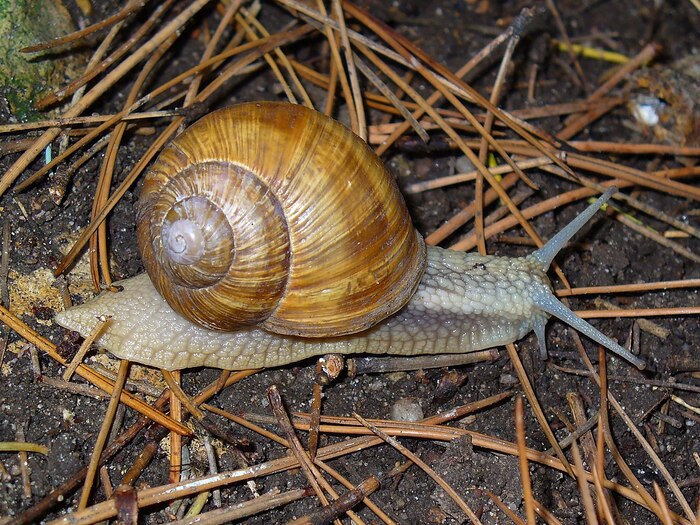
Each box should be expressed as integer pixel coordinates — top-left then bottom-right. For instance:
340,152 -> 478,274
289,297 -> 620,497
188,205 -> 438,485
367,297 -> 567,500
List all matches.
21,0 -> 146,53
236,10 -> 300,106
167,370 -> 183,485
450,175 -> 700,251
0,220 -> 10,366
288,475 -> 380,525
485,490 -> 525,524
0,110 -> 181,134
574,335 -> 695,520
113,485 -> 138,524
0,0 -> 212,197
353,52 -> 429,142
203,435 -> 222,508
323,51 -> 339,115
569,391 -> 619,519
652,412 -> 684,429
531,497 -> 565,525
35,0 -> 176,109
63,317 -> 111,381
515,396 -> 536,525
98,467 -> 113,499
553,40 -> 630,64
360,98 -> 625,137
653,482 -> 675,525
313,459 -> 395,525
332,0 -> 366,139
181,488 -> 210,520
29,344 -> 42,379
458,187 -> 536,248
39,376 -> 109,399
558,42 -> 660,139
213,369 -> 232,394
591,446 -> 620,524
405,156 -> 552,194
671,395 -> 700,416
552,364 -> 700,394
475,12 -> 538,253
506,344 -> 573,477
79,359 -> 130,509
205,404 -> 289,446
544,410 -> 598,455
121,441 -> 159,488
48,134 -> 112,206
614,213 -> 700,264
170,488 -> 311,525
315,0 -> 357,133
567,394 -> 598,476
249,11 -> 313,109
191,1 -> 247,105
267,385 -> 331,506
309,355 -> 344,461
556,278 -> 700,297
353,412 -> 483,525
426,172 -> 520,246
161,370 -> 205,421
276,0 -> 412,73
546,0 -> 588,89
0,441 -> 49,455
575,306 -> 700,318
90,364 -> 163,398
568,140 -> 700,156
346,350 -> 497,376
16,427 -> 32,498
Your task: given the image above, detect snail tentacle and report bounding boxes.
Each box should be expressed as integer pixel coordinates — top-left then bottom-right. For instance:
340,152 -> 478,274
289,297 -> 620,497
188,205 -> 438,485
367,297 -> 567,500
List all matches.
531,291 -> 646,369
531,186 -> 616,270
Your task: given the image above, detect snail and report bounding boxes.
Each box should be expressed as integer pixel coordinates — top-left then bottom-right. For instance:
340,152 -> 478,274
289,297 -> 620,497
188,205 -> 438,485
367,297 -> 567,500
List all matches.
55,102 -> 646,371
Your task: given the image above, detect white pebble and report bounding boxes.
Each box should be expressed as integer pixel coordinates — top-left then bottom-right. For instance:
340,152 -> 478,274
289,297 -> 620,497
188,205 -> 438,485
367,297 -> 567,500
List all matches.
390,398 -> 424,422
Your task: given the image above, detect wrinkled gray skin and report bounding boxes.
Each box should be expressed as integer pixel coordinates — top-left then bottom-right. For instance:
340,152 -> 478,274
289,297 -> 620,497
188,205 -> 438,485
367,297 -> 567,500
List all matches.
55,249 -> 550,370
55,189 -> 646,371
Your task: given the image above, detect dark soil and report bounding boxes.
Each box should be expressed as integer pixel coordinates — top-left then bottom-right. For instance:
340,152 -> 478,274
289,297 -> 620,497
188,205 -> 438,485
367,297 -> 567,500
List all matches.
0,1 -> 698,523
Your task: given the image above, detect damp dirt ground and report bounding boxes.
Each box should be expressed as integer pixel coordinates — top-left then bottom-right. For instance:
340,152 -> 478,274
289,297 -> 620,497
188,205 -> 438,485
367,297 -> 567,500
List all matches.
0,1 -> 698,523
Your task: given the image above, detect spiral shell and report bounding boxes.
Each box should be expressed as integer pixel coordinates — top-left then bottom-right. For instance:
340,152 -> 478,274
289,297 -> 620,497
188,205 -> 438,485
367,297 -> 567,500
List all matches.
137,102 -> 426,336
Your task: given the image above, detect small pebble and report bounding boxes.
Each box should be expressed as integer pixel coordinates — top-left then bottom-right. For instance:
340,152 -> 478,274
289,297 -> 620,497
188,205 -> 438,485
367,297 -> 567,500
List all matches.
390,397 -> 424,422
499,374 -> 519,386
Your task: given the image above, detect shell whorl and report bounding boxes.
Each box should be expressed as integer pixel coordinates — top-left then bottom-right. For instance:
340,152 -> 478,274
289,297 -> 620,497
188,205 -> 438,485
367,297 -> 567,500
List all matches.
137,102 -> 426,336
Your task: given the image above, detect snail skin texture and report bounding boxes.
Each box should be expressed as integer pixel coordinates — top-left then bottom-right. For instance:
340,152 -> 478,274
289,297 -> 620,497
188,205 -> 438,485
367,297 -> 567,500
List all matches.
55,102 -> 646,371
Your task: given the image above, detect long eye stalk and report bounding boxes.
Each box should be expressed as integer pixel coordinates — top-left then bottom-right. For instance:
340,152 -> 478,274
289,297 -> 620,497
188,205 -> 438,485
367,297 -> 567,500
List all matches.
534,290 -> 646,369
529,187 -> 646,370
531,187 -> 616,271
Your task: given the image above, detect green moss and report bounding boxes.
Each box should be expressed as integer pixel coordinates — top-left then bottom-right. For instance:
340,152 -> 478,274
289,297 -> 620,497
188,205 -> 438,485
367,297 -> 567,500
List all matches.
0,0 -> 83,120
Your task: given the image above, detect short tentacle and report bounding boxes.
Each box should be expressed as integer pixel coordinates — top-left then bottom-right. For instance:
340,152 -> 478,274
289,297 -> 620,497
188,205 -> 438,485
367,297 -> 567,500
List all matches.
532,316 -> 548,360
531,186 -> 617,270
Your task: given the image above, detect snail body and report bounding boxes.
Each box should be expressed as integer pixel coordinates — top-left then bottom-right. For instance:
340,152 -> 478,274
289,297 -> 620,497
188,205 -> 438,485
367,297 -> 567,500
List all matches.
55,102 -> 645,371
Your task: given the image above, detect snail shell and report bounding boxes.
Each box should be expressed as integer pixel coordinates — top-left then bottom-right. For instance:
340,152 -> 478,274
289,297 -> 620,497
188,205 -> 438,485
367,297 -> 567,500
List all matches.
137,102 -> 426,336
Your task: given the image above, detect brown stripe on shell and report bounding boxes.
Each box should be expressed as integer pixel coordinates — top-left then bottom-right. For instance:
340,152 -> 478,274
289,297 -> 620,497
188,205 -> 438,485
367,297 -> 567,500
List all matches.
137,102 -> 426,336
